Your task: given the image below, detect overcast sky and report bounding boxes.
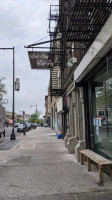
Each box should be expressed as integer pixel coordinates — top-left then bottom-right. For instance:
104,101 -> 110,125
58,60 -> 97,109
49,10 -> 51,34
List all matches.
0,0 -> 58,118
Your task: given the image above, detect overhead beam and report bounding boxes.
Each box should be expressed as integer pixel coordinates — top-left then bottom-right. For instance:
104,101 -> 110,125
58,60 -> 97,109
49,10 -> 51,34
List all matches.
24,38 -> 61,48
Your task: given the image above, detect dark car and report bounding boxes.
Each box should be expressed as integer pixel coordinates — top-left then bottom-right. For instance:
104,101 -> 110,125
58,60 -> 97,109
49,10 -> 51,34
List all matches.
33,123 -> 38,128
30,123 -> 36,129
25,122 -> 31,131
102,121 -> 111,126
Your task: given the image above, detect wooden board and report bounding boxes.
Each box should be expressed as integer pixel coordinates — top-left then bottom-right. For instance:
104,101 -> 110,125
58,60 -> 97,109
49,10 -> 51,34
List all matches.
80,149 -> 112,183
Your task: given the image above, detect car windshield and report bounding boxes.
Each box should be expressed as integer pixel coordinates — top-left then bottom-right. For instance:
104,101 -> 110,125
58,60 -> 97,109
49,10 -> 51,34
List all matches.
19,124 -> 24,128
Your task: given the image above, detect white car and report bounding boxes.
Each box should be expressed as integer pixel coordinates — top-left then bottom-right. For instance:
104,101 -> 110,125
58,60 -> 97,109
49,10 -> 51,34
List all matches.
17,124 -> 25,132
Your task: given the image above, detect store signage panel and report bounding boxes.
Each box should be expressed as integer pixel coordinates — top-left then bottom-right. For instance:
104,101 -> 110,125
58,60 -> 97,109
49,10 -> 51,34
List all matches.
57,98 -> 63,113
28,51 -> 55,69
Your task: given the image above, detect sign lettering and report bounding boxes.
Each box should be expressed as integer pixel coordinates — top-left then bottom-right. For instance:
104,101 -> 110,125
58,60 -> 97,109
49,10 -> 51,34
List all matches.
28,51 -> 55,69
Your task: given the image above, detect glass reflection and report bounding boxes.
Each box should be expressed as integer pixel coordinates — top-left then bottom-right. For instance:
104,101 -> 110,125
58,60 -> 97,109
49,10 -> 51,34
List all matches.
93,58 -> 112,160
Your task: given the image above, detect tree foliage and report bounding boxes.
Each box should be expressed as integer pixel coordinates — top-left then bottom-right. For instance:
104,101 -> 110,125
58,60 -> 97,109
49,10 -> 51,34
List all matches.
0,77 -> 7,105
96,78 -> 112,107
30,113 -> 38,123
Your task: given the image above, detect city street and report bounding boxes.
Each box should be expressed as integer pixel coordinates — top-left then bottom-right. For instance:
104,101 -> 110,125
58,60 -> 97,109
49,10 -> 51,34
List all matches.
0,127 -> 112,200
0,1 -> 112,200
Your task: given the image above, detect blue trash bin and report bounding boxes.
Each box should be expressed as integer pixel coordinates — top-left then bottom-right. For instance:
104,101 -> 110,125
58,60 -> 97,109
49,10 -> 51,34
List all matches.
57,134 -> 62,139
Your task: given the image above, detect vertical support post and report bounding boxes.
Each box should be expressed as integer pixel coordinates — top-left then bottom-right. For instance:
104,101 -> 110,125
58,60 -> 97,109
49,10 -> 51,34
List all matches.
80,152 -> 84,165
110,165 -> 112,181
10,47 -> 16,140
50,69 -> 52,102
23,112 -> 26,136
99,165 -> 104,183
36,105 -> 37,114
87,157 -> 91,171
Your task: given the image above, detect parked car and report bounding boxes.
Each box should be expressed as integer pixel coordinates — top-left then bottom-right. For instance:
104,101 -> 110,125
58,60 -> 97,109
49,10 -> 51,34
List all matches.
43,123 -> 49,127
102,121 -> 111,126
25,122 -> 31,131
30,123 -> 36,129
17,124 -> 26,132
14,123 -> 19,127
33,123 -> 38,128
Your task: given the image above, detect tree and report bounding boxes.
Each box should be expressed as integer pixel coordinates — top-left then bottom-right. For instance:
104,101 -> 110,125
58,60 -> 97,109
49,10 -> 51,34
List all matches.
96,78 -> 112,107
0,77 -> 7,105
17,118 -> 23,123
38,118 -> 43,125
30,113 -> 38,124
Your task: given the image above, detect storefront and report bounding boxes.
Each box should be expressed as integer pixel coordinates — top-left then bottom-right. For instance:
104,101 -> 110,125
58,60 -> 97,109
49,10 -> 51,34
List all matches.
84,54 -> 112,160
63,95 -> 69,138
74,14 -> 112,161
57,96 -> 69,138
57,97 -> 63,134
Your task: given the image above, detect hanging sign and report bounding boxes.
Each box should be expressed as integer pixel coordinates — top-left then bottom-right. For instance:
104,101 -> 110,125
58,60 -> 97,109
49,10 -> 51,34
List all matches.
57,97 -> 63,113
28,51 -> 55,69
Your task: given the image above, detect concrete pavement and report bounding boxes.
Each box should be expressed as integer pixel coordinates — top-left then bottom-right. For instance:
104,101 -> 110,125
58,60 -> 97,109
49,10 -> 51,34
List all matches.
0,127 -> 112,200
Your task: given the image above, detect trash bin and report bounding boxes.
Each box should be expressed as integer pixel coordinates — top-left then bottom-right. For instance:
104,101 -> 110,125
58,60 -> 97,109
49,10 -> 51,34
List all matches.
57,132 -> 62,139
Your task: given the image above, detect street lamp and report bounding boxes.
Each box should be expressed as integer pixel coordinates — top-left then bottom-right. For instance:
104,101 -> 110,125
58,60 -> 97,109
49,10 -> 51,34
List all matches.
31,104 -> 38,114
0,47 -> 20,140
22,111 -> 26,136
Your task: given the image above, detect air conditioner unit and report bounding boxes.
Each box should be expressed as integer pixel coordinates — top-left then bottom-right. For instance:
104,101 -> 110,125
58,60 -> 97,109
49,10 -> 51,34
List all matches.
67,57 -> 77,67
57,33 -> 62,39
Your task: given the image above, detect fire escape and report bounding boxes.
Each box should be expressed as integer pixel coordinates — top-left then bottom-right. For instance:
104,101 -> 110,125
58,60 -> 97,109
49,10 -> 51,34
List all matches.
67,0 -> 112,51
48,4 -> 65,98
48,0 -> 112,98
61,0 -> 112,89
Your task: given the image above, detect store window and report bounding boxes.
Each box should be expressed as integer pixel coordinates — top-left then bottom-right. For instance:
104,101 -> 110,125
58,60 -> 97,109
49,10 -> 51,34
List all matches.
67,113 -> 69,134
91,57 -> 112,160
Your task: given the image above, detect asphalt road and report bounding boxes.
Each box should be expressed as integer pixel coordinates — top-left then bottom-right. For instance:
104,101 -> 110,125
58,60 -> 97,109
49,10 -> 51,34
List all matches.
0,126 -> 22,145
5,126 -> 17,137
6,126 -> 24,137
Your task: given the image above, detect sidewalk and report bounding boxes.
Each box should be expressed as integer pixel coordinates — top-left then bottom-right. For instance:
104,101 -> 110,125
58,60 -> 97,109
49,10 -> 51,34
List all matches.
0,127 -> 112,200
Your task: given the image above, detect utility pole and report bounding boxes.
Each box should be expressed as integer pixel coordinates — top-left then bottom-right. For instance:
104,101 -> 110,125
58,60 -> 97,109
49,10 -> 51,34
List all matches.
11,47 -> 15,140
31,104 -> 37,114
23,111 -> 26,136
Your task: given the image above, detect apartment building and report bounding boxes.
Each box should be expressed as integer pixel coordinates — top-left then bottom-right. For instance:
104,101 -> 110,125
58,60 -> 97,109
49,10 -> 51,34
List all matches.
47,0 -> 112,161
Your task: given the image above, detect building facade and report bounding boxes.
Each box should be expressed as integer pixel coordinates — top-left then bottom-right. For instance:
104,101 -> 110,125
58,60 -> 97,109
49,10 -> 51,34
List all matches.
47,0 -> 112,161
